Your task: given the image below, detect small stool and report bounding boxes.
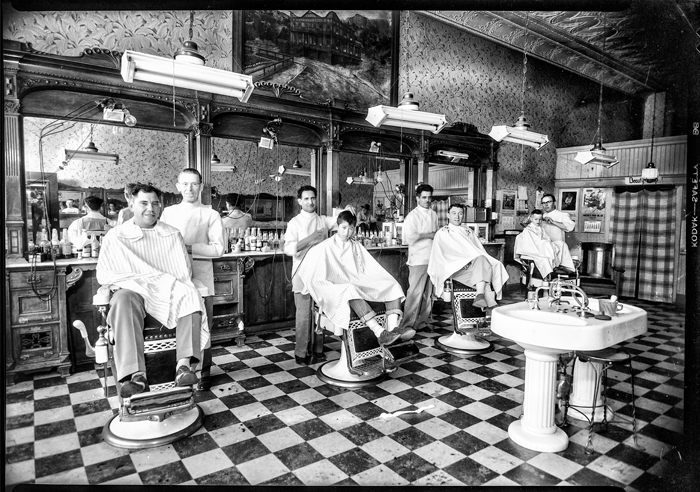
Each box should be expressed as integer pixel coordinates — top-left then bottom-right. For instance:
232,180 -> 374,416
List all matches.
570,348 -> 638,454
435,279 -> 492,355
314,302 -> 419,388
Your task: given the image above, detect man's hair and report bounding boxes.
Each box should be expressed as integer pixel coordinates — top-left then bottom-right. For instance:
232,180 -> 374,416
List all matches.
361,204 -> 370,211
226,193 -> 242,208
448,203 -> 464,213
297,185 -> 317,199
542,193 -> 555,203
531,209 -> 543,216
337,210 -> 357,227
415,183 -> 434,197
132,183 -> 162,199
84,195 -> 103,211
179,168 -> 202,184
124,182 -> 137,197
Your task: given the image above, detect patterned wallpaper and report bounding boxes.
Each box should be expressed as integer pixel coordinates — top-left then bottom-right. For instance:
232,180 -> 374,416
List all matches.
7,7 -> 640,210
399,12 -> 640,204
23,118 -> 188,191
2,6 -> 233,70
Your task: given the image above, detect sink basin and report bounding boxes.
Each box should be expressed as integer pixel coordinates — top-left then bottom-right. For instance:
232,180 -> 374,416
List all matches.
490,296 -> 647,453
491,298 -> 647,352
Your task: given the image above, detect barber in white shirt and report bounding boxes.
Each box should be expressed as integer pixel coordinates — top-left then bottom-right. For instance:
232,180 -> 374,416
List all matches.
540,193 -> 576,272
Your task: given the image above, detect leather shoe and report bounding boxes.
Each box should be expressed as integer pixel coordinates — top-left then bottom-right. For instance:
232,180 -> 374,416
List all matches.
377,330 -> 401,346
119,373 -> 149,398
197,372 -> 211,392
473,294 -> 488,309
399,327 -> 416,341
175,365 -> 199,387
312,352 -> 327,362
295,355 -> 310,365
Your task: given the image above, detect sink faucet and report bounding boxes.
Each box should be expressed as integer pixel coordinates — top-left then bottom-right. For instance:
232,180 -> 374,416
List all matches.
530,276 -> 590,316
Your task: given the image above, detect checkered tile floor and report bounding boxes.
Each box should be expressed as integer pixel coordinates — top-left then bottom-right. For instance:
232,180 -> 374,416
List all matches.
5,291 -> 687,489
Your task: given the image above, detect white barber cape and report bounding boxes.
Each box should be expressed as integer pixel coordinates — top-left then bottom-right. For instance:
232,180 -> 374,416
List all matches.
428,224 -> 508,298
542,209 -> 576,271
514,223 -> 561,279
295,234 -> 405,333
96,219 -> 210,350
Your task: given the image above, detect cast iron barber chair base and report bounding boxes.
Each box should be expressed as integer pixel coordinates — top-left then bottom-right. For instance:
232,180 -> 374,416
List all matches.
103,394 -> 205,450
74,304 -> 205,450
314,303 -> 419,389
435,279 -> 493,355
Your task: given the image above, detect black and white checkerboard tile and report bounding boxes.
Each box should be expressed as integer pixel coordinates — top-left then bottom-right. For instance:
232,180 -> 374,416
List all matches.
5,293 -> 686,489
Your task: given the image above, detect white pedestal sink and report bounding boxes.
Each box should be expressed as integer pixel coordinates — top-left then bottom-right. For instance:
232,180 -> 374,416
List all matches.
491,298 -> 647,453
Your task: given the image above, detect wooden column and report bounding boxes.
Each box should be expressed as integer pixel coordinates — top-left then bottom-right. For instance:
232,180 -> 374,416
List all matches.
4,59 -> 26,259
309,148 -> 318,189
188,120 -> 213,206
321,143 -> 340,216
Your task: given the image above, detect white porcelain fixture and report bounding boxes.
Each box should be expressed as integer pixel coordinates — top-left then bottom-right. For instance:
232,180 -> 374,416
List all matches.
491,298 -> 647,452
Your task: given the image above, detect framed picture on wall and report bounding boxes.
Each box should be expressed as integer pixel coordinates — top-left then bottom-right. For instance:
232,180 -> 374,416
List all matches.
466,222 -> 489,242
558,189 -> 578,214
237,10 -> 400,107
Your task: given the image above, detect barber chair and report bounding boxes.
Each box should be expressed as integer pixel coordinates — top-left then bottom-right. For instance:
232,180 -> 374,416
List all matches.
313,302 -> 419,388
434,278 -> 493,355
72,288 -> 206,449
518,258 -> 579,294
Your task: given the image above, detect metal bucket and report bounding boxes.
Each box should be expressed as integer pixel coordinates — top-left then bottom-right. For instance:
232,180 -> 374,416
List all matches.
581,242 -> 613,279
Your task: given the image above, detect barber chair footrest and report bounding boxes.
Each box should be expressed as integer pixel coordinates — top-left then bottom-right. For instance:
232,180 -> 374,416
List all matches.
103,405 -> 204,450
435,332 -> 493,355
121,386 -> 195,422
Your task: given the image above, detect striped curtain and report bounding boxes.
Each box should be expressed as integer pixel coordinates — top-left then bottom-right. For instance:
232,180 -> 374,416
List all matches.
611,188 -> 676,302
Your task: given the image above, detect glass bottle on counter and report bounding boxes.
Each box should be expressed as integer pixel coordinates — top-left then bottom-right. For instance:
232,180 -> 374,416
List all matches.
91,234 -> 100,258
256,229 -> 263,251
51,229 -> 61,259
243,228 -> 250,251
39,227 -> 51,256
82,235 -> 92,258
61,228 -> 72,258
272,232 -> 280,251
27,235 -> 36,254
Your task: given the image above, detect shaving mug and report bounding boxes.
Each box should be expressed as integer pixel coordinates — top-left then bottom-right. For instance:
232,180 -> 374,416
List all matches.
599,299 -> 623,317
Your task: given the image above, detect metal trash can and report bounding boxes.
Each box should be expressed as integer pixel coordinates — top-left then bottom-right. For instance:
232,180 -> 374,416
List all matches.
581,242 -> 613,279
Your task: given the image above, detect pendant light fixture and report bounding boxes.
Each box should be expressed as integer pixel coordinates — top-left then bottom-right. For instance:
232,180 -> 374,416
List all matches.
64,125 -> 119,165
489,12 -> 549,150
366,92 -> 448,134
642,93 -> 660,183
210,138 -> 237,172
121,11 -> 254,102
286,148 -> 311,176
574,14 -> 619,168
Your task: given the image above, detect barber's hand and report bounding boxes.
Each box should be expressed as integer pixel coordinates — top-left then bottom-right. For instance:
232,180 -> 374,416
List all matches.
311,228 -> 326,244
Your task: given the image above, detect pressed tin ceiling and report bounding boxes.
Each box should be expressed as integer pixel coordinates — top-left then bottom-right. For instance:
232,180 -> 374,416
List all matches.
422,0 -> 699,98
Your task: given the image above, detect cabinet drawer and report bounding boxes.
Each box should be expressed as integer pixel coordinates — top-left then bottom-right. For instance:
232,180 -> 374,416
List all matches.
211,314 -> 242,331
12,323 -> 62,365
10,289 -> 60,325
213,274 -> 240,301
9,271 -> 57,290
214,261 -> 240,274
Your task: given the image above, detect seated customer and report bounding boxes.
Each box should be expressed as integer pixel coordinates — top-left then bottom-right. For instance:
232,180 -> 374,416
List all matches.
295,211 -> 407,345
67,195 -> 112,248
428,203 -> 508,310
514,209 -> 566,280
96,183 -> 209,398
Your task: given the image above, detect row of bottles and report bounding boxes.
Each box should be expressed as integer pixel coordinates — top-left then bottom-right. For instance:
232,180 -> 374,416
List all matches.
225,227 -> 285,253
354,230 -> 395,248
26,226 -> 101,260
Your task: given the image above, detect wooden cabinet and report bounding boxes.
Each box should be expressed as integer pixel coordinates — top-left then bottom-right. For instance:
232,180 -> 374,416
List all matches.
242,253 -> 296,336
5,263 -> 75,384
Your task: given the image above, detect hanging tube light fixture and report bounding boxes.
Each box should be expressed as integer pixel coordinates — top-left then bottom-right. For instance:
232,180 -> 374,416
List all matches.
489,12 -> 549,150
366,92 -> 448,134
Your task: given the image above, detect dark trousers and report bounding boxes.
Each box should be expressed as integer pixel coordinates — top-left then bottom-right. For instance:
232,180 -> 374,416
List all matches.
294,292 -> 324,358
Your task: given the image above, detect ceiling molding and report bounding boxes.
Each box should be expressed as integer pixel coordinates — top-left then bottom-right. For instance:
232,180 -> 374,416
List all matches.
420,10 -> 664,96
